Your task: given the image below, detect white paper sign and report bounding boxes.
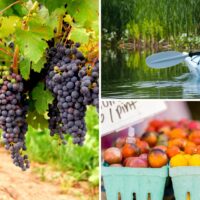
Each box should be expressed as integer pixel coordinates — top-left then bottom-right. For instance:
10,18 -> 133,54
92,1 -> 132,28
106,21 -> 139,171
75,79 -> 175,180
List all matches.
101,101 -> 166,136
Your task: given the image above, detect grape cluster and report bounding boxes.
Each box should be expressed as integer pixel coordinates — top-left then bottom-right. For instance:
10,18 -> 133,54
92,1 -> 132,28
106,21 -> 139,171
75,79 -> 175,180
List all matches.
46,43 -> 88,145
0,66 -> 29,170
79,59 -> 99,111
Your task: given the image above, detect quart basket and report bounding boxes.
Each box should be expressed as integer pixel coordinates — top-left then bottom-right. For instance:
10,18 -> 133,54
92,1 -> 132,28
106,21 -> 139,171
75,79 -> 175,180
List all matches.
102,166 -> 168,200
170,166 -> 200,200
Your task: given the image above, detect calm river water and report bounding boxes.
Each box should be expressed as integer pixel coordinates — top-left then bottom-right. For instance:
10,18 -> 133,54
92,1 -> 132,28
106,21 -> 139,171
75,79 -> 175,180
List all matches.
102,49 -> 200,99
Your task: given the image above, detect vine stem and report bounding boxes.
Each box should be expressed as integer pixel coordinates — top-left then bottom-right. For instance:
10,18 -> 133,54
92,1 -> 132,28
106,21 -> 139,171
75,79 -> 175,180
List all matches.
64,26 -> 72,46
0,48 -> 13,57
55,15 -> 63,43
0,0 -> 22,15
12,46 -> 19,74
22,1 -> 39,30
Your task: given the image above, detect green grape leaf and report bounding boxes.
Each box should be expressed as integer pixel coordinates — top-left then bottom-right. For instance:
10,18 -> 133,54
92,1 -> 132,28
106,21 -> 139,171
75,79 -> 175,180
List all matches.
0,0 -> 24,16
31,82 -> 54,115
66,0 -> 98,29
63,14 -> 73,25
29,19 -> 54,40
28,6 -> 55,40
91,19 -> 99,38
0,0 -> 15,9
69,26 -> 89,44
47,7 -> 66,29
37,0 -> 67,13
20,57 -> 31,80
16,29 -> 48,64
27,110 -> 48,129
0,16 -> 20,37
32,56 -> 46,73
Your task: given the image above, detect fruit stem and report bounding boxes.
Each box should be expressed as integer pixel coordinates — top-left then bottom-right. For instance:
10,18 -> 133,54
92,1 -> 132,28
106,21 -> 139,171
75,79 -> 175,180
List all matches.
61,31 -> 67,45
0,0 -> 22,15
22,1 -> 39,30
12,45 -> 19,74
0,48 -> 13,57
55,15 -> 63,43
64,26 -> 72,46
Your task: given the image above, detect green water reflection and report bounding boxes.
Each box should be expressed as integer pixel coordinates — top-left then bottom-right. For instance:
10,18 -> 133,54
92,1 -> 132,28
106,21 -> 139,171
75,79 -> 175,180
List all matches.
102,49 -> 200,99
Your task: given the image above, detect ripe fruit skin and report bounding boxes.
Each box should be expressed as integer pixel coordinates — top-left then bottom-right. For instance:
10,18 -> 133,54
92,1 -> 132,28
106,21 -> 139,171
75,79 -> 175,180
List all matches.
185,141 -> 196,147
189,154 -> 200,166
121,143 -> 140,158
158,126 -> 171,136
136,140 -> 150,153
168,128 -> 187,139
115,137 -> 126,149
184,145 -> 197,155
184,154 -> 192,162
168,138 -> 187,150
189,131 -> 200,145
170,154 -> 188,167
123,157 -> 134,166
157,134 -> 168,146
167,146 -> 181,158
141,132 -> 158,147
197,145 -> 200,154
139,153 -> 148,162
188,121 -> 200,130
148,149 -> 168,168
153,145 -> 167,153
103,147 -> 122,164
147,119 -> 164,131
110,164 -> 123,167
125,157 -> 148,168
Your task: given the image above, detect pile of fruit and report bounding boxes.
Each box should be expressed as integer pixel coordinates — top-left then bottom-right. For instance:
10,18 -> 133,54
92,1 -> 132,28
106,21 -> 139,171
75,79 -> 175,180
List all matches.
103,119 -> 200,168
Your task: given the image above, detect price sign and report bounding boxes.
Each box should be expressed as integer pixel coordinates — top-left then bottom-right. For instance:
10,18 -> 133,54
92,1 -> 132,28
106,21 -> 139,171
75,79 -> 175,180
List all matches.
101,101 -> 166,136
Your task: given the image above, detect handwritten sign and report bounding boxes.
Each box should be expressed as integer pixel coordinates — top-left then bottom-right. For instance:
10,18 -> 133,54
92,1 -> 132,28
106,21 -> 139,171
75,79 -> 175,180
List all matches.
101,101 -> 166,136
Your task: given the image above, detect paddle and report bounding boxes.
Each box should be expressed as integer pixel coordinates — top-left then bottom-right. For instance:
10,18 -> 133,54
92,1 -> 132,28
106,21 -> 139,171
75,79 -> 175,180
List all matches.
146,51 -> 200,68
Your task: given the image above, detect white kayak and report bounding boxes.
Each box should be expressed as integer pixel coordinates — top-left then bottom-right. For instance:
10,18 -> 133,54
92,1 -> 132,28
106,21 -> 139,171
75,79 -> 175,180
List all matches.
183,52 -> 200,76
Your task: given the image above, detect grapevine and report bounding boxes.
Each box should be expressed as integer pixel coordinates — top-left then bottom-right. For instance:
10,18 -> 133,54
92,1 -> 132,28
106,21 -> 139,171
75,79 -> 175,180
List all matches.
0,0 -> 99,170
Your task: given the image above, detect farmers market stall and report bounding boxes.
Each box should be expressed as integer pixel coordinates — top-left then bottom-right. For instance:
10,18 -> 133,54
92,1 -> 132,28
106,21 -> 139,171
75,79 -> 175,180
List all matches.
101,101 -> 200,200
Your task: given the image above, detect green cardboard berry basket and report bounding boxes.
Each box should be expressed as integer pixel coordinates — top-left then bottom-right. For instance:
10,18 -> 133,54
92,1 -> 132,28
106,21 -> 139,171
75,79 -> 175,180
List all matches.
170,166 -> 200,200
102,166 -> 168,200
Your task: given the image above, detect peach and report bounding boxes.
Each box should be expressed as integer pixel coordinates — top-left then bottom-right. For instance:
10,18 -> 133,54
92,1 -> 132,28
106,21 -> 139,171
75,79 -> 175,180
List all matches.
184,145 -> 197,155
103,147 -> 122,164
157,134 -> 168,146
153,145 -> 167,153
110,164 -> 123,167
136,140 -> 150,154
141,132 -> 158,147
121,143 -> 140,159
125,157 -> 148,168
168,138 -> 187,150
148,149 -> 168,168
123,157 -> 134,166
139,153 -> 148,162
168,128 -> 187,140
158,126 -> 171,136
189,131 -> 200,145
166,146 -> 181,158
188,121 -> 200,130
197,146 -> 200,154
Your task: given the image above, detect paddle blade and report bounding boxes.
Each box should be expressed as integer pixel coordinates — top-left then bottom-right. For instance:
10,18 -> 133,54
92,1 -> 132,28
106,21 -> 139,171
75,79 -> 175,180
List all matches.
146,51 -> 188,68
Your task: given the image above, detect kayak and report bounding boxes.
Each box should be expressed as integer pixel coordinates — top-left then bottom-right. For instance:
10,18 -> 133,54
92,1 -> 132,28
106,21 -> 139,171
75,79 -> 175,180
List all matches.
183,52 -> 200,76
